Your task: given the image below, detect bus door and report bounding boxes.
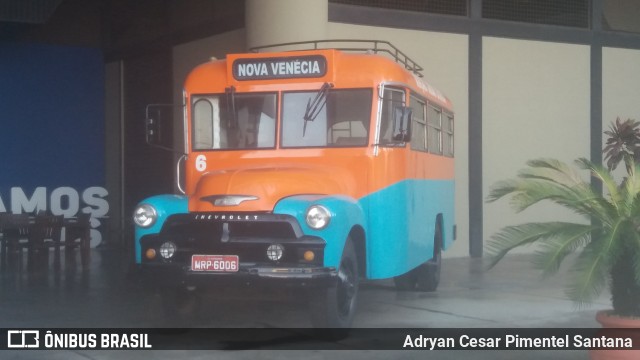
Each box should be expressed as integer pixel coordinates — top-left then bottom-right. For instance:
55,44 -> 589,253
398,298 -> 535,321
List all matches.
366,85 -> 416,279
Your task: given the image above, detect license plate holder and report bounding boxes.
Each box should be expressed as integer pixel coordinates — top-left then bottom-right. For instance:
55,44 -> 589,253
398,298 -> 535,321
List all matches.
191,255 -> 239,272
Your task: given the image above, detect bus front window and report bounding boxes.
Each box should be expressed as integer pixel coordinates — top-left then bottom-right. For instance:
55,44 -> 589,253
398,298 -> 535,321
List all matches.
281,89 -> 372,148
192,93 -> 277,150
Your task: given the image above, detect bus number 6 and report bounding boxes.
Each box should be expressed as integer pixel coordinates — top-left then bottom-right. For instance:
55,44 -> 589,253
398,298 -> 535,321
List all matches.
195,154 -> 207,172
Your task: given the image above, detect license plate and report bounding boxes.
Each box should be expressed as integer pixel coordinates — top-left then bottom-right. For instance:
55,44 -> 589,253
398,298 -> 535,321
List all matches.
191,255 -> 239,272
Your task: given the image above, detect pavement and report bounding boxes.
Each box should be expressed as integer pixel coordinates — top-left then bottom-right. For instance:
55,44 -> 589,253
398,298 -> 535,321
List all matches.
0,245 -> 610,359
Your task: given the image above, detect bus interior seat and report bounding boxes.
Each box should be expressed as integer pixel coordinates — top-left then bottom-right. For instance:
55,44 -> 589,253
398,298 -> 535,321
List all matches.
334,137 -> 367,146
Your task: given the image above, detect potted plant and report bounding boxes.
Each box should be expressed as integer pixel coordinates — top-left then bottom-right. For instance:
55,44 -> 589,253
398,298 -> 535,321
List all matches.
486,118 -> 640,359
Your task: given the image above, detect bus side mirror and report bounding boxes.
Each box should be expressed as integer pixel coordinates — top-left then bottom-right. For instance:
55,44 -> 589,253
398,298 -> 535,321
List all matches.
146,117 -> 160,145
393,105 -> 412,142
145,104 -> 178,152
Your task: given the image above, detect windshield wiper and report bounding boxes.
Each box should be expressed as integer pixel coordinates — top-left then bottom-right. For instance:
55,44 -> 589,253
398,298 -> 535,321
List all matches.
303,82 -> 333,136
225,86 -> 237,129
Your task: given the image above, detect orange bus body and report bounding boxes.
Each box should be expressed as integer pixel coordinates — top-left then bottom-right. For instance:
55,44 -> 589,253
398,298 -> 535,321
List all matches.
183,49 -> 453,213
134,45 -> 455,328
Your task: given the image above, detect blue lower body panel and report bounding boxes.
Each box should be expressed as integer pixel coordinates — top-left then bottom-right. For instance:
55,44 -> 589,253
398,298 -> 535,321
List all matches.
360,179 -> 455,280
134,180 -> 454,283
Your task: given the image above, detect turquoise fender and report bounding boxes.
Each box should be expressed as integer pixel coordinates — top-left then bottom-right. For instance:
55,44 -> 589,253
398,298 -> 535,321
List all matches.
274,195 -> 366,269
134,194 -> 189,263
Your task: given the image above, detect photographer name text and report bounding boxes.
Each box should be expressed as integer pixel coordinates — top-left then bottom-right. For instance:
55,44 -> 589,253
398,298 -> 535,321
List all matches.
403,334 -> 633,350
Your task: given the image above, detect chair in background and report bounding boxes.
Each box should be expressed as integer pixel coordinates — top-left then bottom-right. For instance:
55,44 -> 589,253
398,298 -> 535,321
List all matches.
64,213 -> 91,270
1,213 -> 32,269
24,213 -> 64,271
0,213 -> 11,267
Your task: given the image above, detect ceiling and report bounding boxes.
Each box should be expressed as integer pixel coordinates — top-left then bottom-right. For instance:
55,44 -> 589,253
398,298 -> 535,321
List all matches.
0,0 -> 245,59
0,0 -> 64,23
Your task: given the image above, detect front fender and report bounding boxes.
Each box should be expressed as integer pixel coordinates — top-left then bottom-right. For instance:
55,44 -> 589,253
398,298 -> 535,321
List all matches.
274,195 -> 365,268
134,194 -> 188,263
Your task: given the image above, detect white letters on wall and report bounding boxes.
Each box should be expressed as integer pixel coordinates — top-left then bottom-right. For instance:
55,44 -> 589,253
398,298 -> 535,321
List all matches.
1,186 -> 110,247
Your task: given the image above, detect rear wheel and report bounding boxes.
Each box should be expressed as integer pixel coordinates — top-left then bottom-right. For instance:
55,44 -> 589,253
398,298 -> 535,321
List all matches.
309,238 -> 359,330
415,224 -> 442,292
393,267 -> 417,291
393,220 -> 442,292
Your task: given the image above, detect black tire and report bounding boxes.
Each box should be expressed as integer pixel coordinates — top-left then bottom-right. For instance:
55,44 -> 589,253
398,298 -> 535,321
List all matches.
393,220 -> 442,292
393,268 -> 417,291
309,238 -> 359,330
415,222 -> 442,292
160,286 -> 201,326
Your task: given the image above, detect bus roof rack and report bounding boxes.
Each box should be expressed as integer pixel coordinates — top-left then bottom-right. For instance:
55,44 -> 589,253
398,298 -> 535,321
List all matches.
249,39 -> 424,78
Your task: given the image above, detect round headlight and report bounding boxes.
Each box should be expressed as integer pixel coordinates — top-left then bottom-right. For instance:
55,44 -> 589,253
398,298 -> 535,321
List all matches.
266,244 -> 284,261
306,205 -> 331,229
133,204 -> 157,228
159,241 -> 177,259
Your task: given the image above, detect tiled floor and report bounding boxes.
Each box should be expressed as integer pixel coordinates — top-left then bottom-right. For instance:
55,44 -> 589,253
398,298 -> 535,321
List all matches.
0,246 -> 610,359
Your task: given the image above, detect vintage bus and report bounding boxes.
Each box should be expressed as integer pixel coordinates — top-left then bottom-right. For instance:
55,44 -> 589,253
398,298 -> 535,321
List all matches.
134,40 -> 455,328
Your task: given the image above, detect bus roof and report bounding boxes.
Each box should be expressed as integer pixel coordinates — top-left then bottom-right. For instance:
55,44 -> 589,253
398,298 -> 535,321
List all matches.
250,40 -> 425,77
184,41 -> 453,110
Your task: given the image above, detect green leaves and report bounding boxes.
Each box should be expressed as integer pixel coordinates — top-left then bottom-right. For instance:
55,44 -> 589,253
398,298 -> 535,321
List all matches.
487,222 -> 596,280
487,157 -> 640,306
488,158 -> 612,222
530,224 -> 595,278
565,239 -> 609,307
603,118 -> 640,172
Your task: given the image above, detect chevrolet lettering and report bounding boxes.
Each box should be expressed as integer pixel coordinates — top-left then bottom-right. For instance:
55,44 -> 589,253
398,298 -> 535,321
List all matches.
194,214 -> 260,221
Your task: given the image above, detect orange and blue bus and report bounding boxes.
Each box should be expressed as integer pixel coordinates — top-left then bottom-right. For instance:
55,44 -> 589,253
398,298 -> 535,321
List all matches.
134,40 -> 455,328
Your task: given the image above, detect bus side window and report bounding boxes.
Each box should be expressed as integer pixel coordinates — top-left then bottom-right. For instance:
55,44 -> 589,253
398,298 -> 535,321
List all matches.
193,97 -> 216,149
427,104 -> 442,154
444,114 -> 454,157
380,88 -> 405,145
410,95 -> 427,152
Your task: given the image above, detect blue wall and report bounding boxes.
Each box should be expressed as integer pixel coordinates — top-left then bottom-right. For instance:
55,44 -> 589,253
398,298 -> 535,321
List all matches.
0,42 -> 104,192
0,42 -> 107,244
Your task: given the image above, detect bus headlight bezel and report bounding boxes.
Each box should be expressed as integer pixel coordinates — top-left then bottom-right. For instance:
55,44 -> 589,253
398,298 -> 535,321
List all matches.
133,204 -> 158,228
159,241 -> 177,259
305,205 -> 331,230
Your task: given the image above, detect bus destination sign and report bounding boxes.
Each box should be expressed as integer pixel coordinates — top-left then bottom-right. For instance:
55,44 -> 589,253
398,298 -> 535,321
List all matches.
232,55 -> 327,81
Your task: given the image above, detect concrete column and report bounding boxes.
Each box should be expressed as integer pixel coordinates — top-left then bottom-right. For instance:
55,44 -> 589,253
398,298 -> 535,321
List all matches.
104,61 -> 123,245
245,0 -> 328,50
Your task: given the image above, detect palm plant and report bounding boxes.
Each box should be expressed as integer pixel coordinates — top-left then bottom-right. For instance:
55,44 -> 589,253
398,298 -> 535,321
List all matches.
604,118 -> 640,174
486,120 -> 640,316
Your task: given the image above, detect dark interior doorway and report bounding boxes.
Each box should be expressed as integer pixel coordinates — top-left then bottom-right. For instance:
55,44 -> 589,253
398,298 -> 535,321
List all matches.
122,50 -> 174,249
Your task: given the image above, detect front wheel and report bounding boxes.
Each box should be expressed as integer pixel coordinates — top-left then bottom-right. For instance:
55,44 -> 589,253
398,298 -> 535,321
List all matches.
159,286 -> 202,326
309,238 -> 359,330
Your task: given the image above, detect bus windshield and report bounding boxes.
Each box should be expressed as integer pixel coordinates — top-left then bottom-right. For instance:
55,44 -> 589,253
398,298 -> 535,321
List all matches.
191,89 -> 372,150
192,92 -> 277,150
281,88 -> 372,148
